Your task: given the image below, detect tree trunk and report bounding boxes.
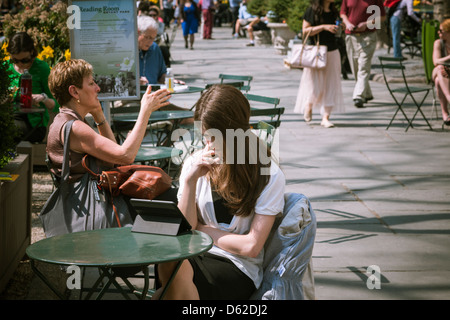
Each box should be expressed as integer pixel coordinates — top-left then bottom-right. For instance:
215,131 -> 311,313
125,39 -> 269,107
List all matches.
433,0 -> 450,22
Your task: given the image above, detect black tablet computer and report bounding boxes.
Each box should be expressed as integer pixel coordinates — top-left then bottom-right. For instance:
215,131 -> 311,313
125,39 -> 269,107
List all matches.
130,199 -> 192,236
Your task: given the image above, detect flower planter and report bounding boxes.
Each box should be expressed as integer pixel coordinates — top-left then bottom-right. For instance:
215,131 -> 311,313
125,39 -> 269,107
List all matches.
0,142 -> 33,293
254,30 -> 272,46
267,22 -> 297,55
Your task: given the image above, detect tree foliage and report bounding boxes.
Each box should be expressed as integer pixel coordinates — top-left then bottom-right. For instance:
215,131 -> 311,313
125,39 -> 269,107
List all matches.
0,49 -> 19,169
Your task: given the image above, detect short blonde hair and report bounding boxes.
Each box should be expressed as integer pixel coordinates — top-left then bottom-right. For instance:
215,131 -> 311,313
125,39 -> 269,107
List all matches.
48,59 -> 93,106
441,19 -> 450,33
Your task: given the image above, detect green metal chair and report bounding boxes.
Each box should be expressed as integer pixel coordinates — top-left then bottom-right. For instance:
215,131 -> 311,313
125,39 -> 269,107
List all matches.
194,81 -> 247,111
219,74 -> 253,92
421,19 -> 440,120
244,92 -> 281,109
378,56 -> 432,131
250,107 -> 285,128
252,121 -> 277,149
400,16 -> 422,58
204,81 -> 245,91
109,104 -> 181,176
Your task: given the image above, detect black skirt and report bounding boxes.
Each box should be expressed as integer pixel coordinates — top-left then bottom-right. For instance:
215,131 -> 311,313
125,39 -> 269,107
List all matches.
188,252 -> 256,300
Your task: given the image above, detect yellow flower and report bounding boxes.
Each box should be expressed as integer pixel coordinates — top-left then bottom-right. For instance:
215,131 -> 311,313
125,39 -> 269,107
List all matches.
39,46 -> 54,59
1,41 -> 8,52
64,49 -> 71,61
1,41 -> 9,61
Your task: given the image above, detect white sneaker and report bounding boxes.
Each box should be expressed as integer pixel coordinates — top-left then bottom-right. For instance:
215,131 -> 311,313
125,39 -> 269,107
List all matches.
321,119 -> 334,128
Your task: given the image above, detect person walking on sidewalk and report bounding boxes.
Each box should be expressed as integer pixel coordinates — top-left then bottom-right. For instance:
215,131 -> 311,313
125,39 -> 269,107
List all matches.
294,0 -> 345,128
340,0 -> 386,108
199,0 -> 215,39
229,0 -> 242,36
180,0 -> 200,49
390,0 -> 421,59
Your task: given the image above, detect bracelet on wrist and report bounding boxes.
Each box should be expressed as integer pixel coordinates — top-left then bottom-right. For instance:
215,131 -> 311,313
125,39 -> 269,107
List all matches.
95,119 -> 107,127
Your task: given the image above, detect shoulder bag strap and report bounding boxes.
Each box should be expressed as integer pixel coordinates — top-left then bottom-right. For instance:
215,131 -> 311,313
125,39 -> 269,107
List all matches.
61,120 -> 75,184
82,154 -> 99,178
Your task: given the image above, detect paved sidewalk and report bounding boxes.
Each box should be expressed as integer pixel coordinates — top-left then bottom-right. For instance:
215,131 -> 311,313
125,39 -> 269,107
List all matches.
27,25 -> 450,300
170,25 -> 450,300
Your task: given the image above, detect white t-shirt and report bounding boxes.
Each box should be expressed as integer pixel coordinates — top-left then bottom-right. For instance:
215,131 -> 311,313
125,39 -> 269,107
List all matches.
177,152 -> 286,288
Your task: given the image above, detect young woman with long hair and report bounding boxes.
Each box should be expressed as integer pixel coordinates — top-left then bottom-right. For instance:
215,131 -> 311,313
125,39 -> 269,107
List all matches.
154,85 -> 286,299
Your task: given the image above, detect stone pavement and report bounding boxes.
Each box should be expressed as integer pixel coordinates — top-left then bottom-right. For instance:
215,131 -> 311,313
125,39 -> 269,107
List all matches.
164,25 -> 450,300
28,25 -> 450,300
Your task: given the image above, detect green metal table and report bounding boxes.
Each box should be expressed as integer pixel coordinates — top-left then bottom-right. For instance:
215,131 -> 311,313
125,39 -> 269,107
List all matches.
26,227 -> 213,300
113,110 -> 194,125
140,84 -> 204,96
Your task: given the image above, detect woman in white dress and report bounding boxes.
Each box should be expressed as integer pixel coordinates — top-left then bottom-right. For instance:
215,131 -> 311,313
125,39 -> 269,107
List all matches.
294,0 -> 345,128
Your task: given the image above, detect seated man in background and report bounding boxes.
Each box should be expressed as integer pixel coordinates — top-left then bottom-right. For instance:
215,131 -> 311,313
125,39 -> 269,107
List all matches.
233,0 -> 256,39
242,16 -> 269,47
233,0 -> 269,46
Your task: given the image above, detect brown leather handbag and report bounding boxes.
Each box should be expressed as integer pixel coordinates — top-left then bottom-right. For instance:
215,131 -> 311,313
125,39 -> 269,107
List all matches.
82,155 -> 172,200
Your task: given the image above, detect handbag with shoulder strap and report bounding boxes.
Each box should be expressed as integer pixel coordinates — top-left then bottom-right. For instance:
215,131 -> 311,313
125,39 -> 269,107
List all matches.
286,29 -> 328,69
82,156 -> 172,200
40,120 -> 134,238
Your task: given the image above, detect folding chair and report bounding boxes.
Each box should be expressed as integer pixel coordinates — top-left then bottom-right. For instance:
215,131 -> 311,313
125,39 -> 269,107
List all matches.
198,81 -> 248,111
401,16 -> 422,58
421,20 -> 440,120
110,104 -> 181,176
250,107 -> 285,128
244,93 -> 280,109
204,81 -> 245,91
378,56 -> 433,131
252,121 -> 276,148
219,74 -> 253,92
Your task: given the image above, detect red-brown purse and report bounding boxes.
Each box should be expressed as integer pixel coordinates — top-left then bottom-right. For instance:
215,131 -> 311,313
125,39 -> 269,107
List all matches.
82,155 -> 172,200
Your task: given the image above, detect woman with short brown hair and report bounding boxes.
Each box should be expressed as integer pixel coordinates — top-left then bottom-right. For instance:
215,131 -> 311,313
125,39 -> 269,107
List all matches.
43,59 -> 171,233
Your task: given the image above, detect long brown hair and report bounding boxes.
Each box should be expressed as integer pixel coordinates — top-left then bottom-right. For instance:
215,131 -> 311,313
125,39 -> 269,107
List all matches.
194,85 -> 271,217
311,0 -> 338,25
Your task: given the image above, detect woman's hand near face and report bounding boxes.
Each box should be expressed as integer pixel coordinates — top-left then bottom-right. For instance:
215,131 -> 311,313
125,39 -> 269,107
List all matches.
140,86 -> 171,115
89,99 -> 104,120
186,144 -> 219,182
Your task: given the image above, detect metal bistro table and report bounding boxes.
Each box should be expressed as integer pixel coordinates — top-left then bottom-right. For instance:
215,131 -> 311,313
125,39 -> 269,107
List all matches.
26,227 -> 213,300
141,84 -> 204,111
113,110 -> 194,146
140,84 -> 204,96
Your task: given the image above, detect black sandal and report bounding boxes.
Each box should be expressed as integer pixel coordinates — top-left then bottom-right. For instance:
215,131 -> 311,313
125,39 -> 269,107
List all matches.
444,116 -> 450,126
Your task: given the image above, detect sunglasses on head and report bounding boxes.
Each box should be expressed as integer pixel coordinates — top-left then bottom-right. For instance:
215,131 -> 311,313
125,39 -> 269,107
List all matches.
11,57 -> 33,64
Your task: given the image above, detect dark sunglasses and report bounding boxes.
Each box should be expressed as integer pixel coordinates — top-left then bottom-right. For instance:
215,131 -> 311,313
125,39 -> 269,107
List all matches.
11,57 -> 33,64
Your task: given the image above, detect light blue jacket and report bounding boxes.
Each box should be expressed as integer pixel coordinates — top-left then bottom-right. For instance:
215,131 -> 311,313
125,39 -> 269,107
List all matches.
251,193 -> 317,300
